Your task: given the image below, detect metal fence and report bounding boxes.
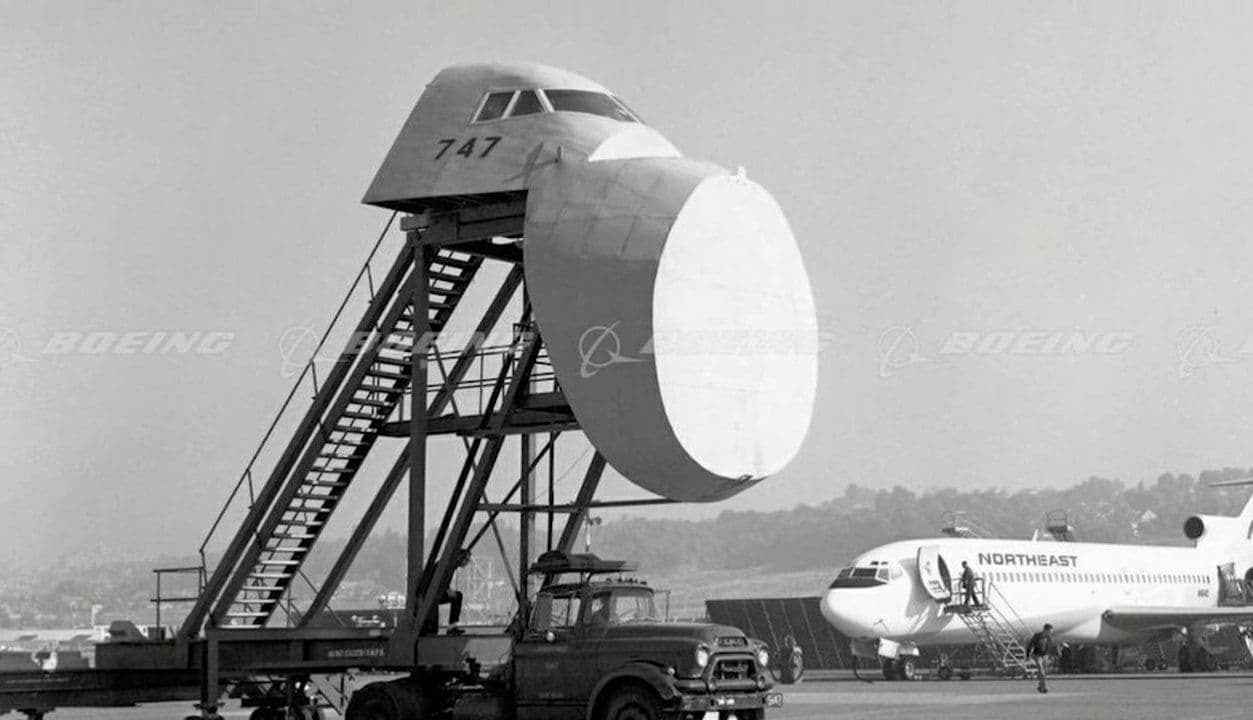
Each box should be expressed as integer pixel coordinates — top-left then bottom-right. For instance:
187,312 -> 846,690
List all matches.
705,596 -> 854,670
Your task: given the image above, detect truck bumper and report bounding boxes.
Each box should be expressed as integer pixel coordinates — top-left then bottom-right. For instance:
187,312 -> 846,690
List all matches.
676,689 -> 783,716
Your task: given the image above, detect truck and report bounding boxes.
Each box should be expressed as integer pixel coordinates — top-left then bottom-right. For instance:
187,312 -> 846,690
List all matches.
344,552 -> 783,720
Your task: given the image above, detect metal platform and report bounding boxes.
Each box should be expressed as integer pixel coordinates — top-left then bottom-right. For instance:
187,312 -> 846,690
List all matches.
0,201 -> 668,719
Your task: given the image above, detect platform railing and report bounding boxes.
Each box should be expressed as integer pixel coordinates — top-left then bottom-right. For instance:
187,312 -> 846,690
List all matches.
151,565 -> 207,629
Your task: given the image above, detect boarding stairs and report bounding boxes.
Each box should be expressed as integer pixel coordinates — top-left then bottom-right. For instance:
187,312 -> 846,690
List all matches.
204,244 -> 485,629
945,578 -> 1036,677
1046,509 -> 1076,542
940,511 -> 992,539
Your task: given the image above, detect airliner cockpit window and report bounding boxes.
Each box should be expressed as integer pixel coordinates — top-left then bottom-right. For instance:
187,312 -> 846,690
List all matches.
474,92 -> 514,122
509,90 -> 544,117
830,564 -> 900,589
543,90 -> 638,122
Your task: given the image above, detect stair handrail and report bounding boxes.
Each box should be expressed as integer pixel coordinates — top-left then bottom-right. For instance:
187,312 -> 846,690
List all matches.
196,212 -> 398,568
984,580 -> 1032,644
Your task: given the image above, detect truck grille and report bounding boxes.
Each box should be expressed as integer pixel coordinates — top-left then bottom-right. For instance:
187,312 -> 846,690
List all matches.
712,657 -> 755,681
716,636 -> 747,647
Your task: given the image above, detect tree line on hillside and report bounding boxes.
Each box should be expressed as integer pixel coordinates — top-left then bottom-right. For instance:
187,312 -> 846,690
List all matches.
4,468 -> 1250,627
587,468 -> 1253,575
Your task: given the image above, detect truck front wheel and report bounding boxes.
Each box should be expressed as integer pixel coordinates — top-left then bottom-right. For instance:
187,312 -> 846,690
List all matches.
345,679 -> 425,720
602,684 -> 662,720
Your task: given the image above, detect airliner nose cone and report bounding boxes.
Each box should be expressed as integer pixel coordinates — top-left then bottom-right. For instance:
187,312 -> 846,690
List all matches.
821,589 -> 871,637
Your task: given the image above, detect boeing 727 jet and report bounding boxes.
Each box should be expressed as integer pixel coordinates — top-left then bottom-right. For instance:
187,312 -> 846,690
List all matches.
820,483 -> 1253,679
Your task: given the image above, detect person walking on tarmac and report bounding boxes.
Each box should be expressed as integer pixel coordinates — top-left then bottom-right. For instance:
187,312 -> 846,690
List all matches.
1026,623 -> 1055,693
960,561 -> 978,606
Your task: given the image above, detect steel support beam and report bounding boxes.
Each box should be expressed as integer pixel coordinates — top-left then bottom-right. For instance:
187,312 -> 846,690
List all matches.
554,454 -> 608,558
407,235 -> 431,617
407,319 -> 543,652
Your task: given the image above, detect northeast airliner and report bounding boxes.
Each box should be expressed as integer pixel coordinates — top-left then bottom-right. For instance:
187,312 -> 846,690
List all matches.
820,483 -> 1253,679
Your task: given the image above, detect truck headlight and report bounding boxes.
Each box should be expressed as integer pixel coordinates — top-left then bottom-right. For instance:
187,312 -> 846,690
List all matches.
695,645 -> 710,669
756,647 -> 770,669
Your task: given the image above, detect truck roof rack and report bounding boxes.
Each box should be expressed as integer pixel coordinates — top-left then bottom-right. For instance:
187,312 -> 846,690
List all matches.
529,551 -> 637,576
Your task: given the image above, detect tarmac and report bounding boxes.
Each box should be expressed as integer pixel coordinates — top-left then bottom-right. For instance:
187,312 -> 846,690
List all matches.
773,671 -> 1253,720
44,671 -> 1253,719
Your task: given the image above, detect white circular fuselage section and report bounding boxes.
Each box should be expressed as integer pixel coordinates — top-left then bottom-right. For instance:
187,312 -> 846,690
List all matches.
652,175 -> 818,479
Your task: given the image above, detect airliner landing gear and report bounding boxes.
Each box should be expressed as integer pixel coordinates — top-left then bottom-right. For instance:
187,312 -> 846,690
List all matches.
1179,645 -> 1218,673
878,657 -> 916,680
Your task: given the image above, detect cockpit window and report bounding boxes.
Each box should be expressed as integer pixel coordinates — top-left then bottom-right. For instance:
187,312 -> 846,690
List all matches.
475,92 -> 514,122
543,90 -> 638,122
510,90 -> 544,117
830,563 -> 902,589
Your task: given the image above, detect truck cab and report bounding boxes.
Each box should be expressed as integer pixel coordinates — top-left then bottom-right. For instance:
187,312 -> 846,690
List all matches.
511,552 -> 782,720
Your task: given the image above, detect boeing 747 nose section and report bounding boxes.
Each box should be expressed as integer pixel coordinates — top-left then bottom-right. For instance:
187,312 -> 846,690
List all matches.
363,63 -> 819,503
363,63 -> 678,209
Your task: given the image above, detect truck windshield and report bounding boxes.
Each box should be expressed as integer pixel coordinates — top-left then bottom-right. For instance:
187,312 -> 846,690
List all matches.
587,588 -> 659,625
531,592 -> 583,631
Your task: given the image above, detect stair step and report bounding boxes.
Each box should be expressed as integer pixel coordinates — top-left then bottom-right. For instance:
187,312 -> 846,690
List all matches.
432,253 -> 477,270
356,385 -> 400,398
309,465 -> 354,475
349,396 -> 392,408
364,368 -> 409,381
279,519 -> 326,527
270,532 -> 316,541
257,559 -> 302,566
304,481 -> 350,490
369,355 -> 409,368
331,424 -> 379,436
227,612 -> 271,619
340,410 -> 384,422
317,449 -> 366,461
429,283 -> 467,299
241,585 -> 284,593
235,598 -> 279,606
248,573 -> 291,580
294,491 -> 337,501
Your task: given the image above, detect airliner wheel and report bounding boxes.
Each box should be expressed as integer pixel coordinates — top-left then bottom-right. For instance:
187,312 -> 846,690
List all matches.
880,659 -> 897,680
895,658 -> 917,681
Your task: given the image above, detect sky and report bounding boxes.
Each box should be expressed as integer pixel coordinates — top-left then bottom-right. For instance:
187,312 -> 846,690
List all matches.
4,1 -> 1253,567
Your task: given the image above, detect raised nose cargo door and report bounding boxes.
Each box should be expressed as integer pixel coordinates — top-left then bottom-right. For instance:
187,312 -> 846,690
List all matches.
917,545 -> 953,602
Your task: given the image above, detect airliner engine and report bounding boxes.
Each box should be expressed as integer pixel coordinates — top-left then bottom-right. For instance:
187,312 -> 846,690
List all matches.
363,63 -> 818,502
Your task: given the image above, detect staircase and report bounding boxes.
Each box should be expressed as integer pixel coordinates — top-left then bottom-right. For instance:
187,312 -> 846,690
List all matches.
940,511 -> 991,539
945,580 -> 1035,677
212,247 -> 483,628
1046,509 -> 1076,542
